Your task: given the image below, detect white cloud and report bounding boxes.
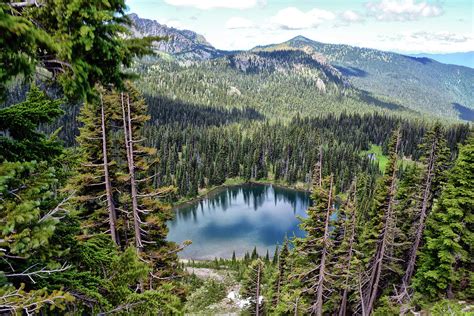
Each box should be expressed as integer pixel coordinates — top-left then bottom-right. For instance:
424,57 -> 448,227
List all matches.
164,0 -> 260,10
377,31 -> 474,52
340,10 -> 364,23
270,7 -> 335,30
411,31 -> 471,43
226,17 -> 255,29
366,0 -> 443,21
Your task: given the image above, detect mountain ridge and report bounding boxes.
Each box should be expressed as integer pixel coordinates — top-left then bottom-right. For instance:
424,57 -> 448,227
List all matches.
128,13 -> 226,60
129,14 -> 474,121
408,51 -> 474,68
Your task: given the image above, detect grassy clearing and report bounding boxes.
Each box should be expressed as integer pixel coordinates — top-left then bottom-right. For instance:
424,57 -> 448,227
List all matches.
361,144 -> 388,172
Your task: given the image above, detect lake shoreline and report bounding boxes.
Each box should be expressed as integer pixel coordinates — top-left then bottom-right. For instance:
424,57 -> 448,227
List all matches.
172,178 -> 311,209
168,180 -> 312,260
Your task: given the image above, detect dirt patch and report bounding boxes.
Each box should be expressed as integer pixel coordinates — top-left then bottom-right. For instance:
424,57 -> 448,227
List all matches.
186,267 -> 225,282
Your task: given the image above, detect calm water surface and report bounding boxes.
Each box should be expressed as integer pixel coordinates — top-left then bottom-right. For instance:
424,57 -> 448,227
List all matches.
167,184 -> 310,259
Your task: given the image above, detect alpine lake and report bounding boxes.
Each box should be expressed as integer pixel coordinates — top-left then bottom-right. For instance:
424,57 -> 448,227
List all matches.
167,183 -> 311,259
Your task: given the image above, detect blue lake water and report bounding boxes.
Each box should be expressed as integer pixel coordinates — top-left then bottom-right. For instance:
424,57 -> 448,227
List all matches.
167,184 -> 310,259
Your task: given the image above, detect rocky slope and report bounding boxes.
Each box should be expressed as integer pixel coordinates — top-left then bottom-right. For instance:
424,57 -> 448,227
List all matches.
228,50 -> 350,92
128,13 -> 224,60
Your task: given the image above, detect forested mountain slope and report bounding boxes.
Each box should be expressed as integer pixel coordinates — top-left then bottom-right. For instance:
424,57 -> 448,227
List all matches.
129,14 -> 473,121
133,57 -> 415,119
254,36 -> 474,120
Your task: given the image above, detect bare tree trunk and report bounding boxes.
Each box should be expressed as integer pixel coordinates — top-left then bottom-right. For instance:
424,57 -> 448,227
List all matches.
121,93 -> 143,251
294,297 -> 299,316
366,131 -> 401,315
100,94 -> 119,246
339,186 -> 357,316
256,262 -> 261,316
313,175 -> 334,316
358,271 -> 367,316
398,137 -> 438,301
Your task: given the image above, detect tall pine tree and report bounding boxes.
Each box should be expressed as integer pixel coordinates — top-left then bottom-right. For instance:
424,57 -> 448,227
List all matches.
413,134 -> 473,300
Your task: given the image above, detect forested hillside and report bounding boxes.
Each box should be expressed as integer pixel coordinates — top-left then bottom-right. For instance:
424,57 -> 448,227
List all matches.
0,2 -> 472,315
133,57 -> 415,119
129,14 -> 474,121
255,36 -> 474,119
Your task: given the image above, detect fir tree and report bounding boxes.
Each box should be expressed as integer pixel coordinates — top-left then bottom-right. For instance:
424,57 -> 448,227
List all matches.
396,123 -> 450,302
360,129 -> 401,315
241,259 -> 265,316
1,0 -> 157,101
0,85 -> 63,162
251,246 -> 259,260
0,91 -> 74,313
264,250 -> 270,263
69,83 -> 182,293
413,134 -> 473,300
333,180 -> 360,316
294,173 -> 336,315
272,246 -> 279,265
68,86 -> 119,242
272,238 -> 290,308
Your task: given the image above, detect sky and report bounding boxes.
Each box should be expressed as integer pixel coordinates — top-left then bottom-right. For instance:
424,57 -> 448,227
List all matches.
126,0 -> 474,53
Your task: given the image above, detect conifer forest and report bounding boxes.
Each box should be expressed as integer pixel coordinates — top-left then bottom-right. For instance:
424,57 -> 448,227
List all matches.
0,1 -> 472,315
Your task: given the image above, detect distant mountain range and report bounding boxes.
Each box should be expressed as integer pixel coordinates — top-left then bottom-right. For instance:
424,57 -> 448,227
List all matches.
128,14 -> 474,121
408,52 -> 473,69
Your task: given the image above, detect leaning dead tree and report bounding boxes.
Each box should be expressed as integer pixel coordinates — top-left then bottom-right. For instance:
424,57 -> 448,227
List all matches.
364,130 -> 401,315
311,174 -> 334,316
242,259 -> 265,316
396,128 -> 445,302
338,180 -> 358,316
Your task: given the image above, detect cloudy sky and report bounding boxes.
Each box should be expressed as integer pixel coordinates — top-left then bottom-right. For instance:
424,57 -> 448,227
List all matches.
126,0 -> 473,53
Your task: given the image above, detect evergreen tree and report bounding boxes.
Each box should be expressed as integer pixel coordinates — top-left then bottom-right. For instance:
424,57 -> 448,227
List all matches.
0,3 -> 54,99
360,129 -> 401,315
241,259 -> 265,316
0,89 -> 74,313
251,246 -> 259,260
1,0 -> 157,101
264,250 -> 270,263
272,238 -> 290,308
67,86 -> 119,242
333,180 -> 360,316
272,246 -> 279,265
0,85 -> 63,162
294,173 -> 336,315
413,134 -> 473,300
68,83 -> 183,302
396,123 -> 450,302
0,161 -> 74,313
